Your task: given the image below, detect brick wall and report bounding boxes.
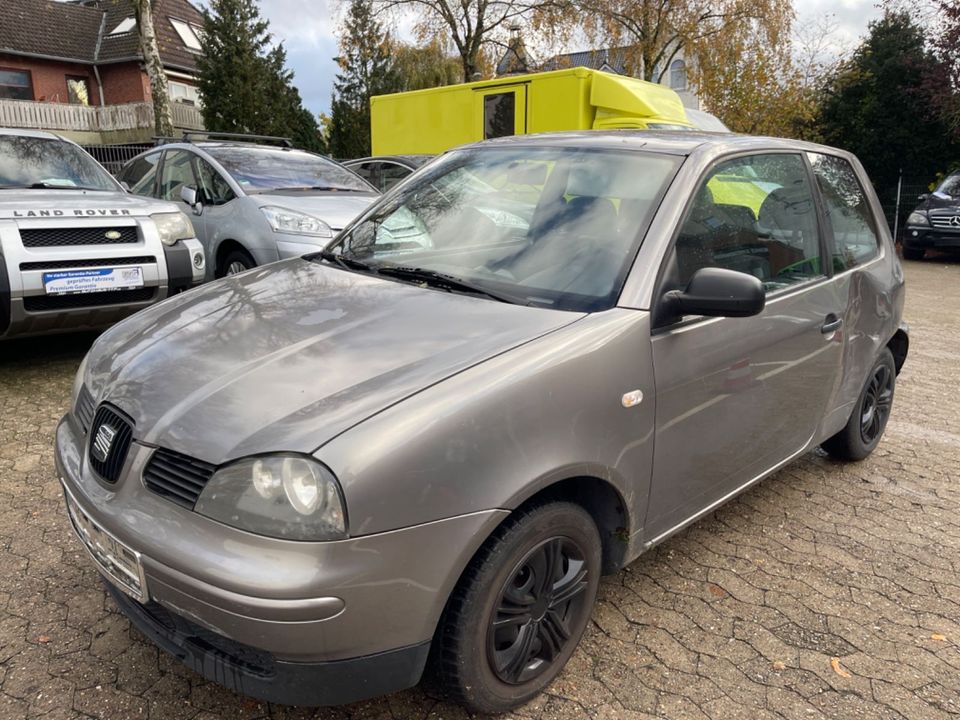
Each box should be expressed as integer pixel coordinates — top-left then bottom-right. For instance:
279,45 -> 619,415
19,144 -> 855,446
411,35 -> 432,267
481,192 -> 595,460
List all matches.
0,53 -> 100,104
96,62 -> 149,105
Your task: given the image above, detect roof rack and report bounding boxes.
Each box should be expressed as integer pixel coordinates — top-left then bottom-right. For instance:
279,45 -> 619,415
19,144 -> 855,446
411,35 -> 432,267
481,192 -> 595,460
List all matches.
153,132 -> 294,147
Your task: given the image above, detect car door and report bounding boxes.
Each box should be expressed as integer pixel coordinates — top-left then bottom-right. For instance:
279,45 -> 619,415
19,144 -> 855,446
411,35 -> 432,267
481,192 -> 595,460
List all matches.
189,154 -> 238,279
643,152 -> 846,544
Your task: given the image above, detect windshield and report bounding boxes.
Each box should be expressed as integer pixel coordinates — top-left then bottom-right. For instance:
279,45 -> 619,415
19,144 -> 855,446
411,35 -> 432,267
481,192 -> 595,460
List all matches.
0,136 -> 119,191
330,147 -> 680,312
936,173 -> 960,198
206,147 -> 374,193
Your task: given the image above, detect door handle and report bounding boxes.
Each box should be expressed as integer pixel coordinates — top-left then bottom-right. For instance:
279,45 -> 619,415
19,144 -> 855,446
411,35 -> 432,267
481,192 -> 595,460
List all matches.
821,314 -> 843,334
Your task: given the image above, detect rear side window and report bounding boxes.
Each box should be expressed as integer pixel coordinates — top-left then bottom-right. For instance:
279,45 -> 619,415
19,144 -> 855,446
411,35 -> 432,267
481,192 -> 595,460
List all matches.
808,153 -> 880,271
672,153 -> 823,293
120,152 -> 160,197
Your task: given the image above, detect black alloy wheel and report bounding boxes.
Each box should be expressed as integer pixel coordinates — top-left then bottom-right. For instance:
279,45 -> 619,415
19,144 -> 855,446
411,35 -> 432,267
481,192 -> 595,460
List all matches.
860,362 -> 893,445
487,537 -> 592,685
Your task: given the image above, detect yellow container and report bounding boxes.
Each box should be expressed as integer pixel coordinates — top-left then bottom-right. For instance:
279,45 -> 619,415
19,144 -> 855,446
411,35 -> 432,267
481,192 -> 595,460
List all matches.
370,67 -> 693,155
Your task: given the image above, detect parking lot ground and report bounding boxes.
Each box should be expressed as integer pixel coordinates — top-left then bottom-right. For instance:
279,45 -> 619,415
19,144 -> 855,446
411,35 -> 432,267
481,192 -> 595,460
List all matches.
0,257 -> 958,720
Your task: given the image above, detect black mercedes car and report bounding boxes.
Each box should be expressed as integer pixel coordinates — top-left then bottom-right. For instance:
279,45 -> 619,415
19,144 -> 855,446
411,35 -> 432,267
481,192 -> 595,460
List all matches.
902,172 -> 960,259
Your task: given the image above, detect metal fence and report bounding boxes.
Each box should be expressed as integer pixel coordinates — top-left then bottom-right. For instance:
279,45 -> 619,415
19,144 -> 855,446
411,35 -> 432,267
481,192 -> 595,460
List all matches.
876,179 -> 931,241
82,143 -> 152,176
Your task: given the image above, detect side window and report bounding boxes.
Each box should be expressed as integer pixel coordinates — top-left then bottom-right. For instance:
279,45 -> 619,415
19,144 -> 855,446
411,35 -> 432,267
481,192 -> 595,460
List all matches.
380,162 -> 411,192
808,153 -> 880,271
158,150 -> 198,202
119,152 -> 160,197
194,157 -> 235,205
672,153 -> 823,293
350,162 -> 376,184
484,92 -> 515,140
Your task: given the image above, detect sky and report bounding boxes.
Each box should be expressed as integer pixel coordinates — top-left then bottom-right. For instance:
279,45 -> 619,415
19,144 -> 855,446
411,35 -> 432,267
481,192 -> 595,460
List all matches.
259,0 -> 886,117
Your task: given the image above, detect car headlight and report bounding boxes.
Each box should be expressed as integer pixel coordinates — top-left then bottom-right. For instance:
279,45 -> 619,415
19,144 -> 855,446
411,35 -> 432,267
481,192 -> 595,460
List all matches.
194,455 -> 347,541
261,206 -> 333,238
151,212 -> 196,246
907,211 -> 929,227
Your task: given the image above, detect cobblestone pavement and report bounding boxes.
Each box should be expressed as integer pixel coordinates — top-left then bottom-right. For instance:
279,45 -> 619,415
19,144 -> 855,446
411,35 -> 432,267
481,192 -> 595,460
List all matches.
0,258 -> 958,720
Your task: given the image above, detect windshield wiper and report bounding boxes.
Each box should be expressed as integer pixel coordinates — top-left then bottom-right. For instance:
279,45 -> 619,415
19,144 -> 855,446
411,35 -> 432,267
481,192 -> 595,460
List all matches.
376,266 -> 522,304
313,249 -> 376,273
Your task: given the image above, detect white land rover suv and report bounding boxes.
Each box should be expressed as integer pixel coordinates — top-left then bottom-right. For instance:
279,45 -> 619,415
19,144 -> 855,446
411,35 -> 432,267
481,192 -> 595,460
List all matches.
0,129 -> 205,339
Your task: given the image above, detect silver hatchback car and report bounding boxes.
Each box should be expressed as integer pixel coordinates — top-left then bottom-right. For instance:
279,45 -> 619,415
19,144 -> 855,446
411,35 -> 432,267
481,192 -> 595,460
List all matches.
118,137 -> 378,279
57,132 -> 907,713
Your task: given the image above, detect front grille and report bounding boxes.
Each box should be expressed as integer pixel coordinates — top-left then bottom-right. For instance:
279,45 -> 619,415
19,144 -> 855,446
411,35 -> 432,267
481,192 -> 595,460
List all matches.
929,216 -> 960,229
75,385 -> 96,434
23,288 -> 154,311
20,256 -> 156,271
19,226 -> 138,247
88,405 -> 134,484
143,448 -> 216,510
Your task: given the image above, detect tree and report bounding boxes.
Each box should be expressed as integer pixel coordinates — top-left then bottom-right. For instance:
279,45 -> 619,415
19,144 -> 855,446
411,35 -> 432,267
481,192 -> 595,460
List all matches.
930,1 -> 960,139
391,39 -> 462,91
565,0 -> 786,83
816,11 -> 957,197
197,0 -> 323,150
133,0 -> 174,136
329,0 -> 398,158
373,0 -> 554,82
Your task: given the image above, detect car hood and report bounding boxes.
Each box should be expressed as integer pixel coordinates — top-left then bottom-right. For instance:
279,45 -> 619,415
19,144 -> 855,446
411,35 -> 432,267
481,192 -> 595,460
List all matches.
246,192 -> 377,230
0,189 -> 179,219
87,259 -> 582,464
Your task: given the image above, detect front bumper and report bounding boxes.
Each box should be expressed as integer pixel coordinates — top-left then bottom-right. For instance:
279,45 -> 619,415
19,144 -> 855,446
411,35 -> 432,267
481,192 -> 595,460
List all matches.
903,226 -> 960,250
55,413 -> 506,700
105,582 -> 430,706
274,233 -> 333,260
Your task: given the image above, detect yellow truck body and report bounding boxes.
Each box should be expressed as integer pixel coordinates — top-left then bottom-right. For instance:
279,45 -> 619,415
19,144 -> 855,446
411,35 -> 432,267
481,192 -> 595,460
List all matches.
370,67 -> 693,155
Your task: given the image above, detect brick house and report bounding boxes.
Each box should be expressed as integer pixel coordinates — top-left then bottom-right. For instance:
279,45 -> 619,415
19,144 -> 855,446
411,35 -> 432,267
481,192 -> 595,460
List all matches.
0,0 -> 204,111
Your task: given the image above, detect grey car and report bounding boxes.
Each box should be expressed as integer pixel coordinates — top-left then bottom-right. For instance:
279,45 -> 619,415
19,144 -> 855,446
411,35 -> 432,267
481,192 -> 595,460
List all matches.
118,138 -> 378,279
56,132 -> 908,712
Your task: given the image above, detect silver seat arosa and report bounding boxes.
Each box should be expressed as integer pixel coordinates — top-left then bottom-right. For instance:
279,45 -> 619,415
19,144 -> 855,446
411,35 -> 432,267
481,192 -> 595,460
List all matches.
56,132 -> 907,713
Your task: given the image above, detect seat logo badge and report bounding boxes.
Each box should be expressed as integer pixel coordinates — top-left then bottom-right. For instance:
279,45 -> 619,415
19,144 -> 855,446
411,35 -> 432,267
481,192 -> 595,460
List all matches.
104,229 -> 122,240
92,424 -> 117,462
621,390 -> 644,408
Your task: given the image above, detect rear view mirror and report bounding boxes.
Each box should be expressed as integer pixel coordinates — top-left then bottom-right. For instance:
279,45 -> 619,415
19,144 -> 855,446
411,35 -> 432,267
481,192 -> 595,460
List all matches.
665,267 -> 766,319
507,161 -> 548,185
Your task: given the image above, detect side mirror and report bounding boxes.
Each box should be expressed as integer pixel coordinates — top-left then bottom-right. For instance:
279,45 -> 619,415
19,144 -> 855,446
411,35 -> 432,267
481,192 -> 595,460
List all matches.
664,267 -> 766,319
918,193 -> 929,203
180,185 -> 203,215
120,181 -> 131,192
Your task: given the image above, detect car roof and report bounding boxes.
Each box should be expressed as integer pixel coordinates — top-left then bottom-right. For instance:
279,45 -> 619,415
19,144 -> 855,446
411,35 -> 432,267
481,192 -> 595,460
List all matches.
462,130 -> 846,159
0,127 -> 64,141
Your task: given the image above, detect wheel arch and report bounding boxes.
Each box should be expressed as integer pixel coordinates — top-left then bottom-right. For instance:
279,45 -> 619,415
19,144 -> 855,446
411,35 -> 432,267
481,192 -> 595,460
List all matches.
214,239 -> 254,274
886,326 -> 908,375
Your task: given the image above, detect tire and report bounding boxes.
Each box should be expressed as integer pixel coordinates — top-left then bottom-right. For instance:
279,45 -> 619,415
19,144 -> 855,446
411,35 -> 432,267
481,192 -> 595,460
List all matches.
217,248 -> 255,277
902,245 -> 925,261
822,347 -> 896,461
435,502 -> 601,714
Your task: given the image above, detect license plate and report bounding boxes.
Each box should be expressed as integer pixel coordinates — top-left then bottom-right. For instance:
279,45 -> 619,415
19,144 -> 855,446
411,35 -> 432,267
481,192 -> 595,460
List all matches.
65,492 -> 147,602
43,267 -> 144,296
